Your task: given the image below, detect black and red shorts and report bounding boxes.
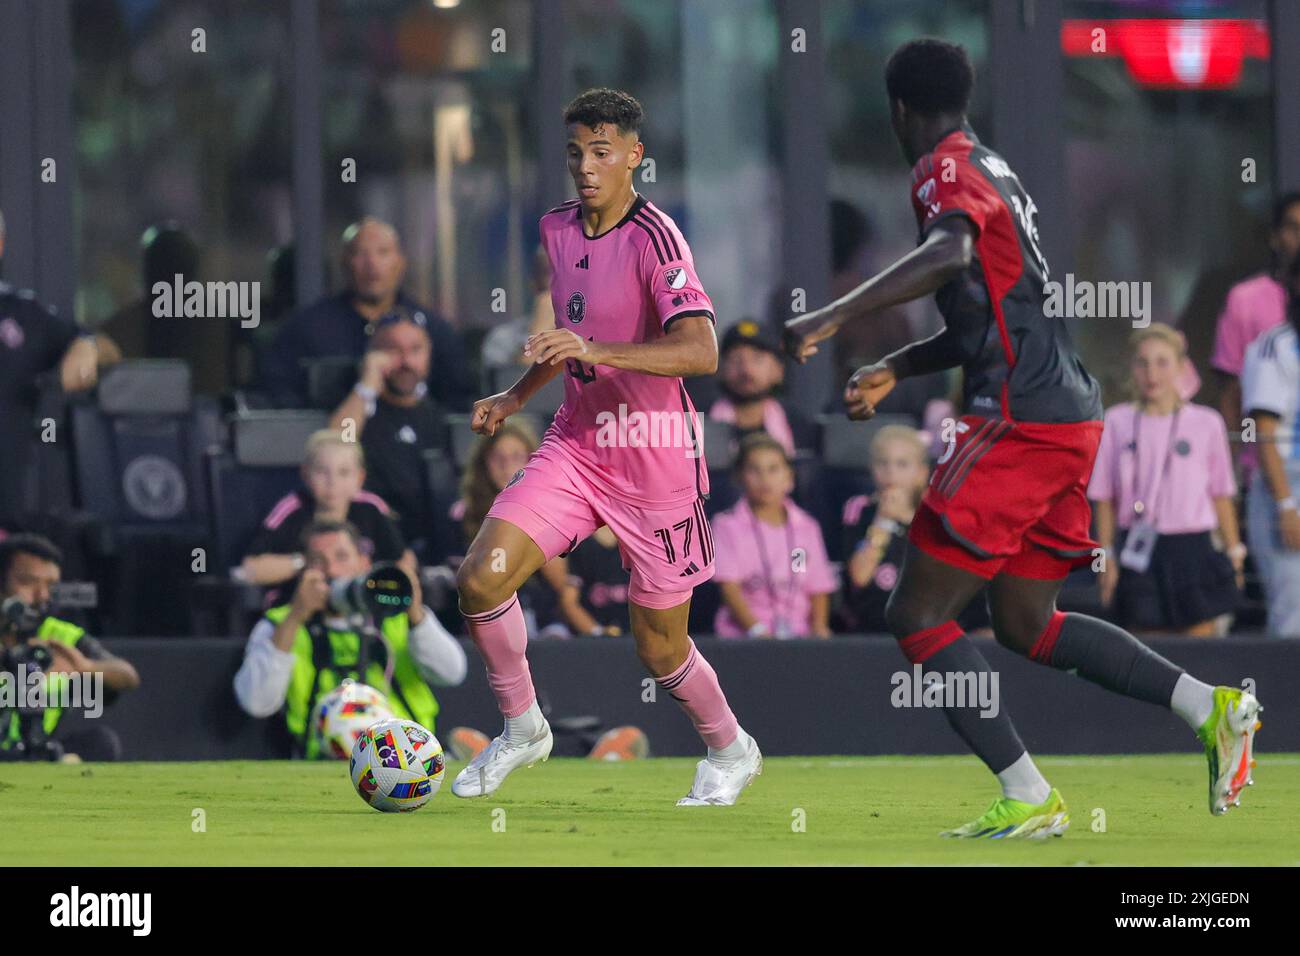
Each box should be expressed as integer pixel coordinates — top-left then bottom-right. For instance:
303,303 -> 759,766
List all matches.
908,414 -> 1103,581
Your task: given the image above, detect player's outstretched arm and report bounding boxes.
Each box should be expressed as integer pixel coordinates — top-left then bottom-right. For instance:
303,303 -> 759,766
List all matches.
784,217 -> 975,363
525,314 -> 718,379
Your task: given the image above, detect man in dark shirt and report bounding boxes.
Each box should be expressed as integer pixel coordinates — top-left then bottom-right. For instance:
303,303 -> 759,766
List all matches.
0,211 -> 121,527
258,217 -> 475,410
329,310 -> 448,560
784,38 -> 1257,835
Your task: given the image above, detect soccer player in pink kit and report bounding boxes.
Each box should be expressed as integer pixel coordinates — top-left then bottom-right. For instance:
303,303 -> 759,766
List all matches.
452,88 -> 762,805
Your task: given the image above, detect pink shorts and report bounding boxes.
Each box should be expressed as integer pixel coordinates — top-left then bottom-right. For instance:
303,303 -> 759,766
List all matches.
487,445 -> 715,610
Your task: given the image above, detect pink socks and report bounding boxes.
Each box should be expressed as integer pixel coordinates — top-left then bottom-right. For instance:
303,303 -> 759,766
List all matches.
655,640 -> 739,749
463,595 -> 535,718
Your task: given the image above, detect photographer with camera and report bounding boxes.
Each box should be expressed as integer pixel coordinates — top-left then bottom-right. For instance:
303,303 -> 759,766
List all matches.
0,534 -> 140,761
233,519 -> 467,757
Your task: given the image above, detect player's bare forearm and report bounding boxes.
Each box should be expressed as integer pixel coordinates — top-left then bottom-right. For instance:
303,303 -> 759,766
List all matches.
832,224 -> 971,326
507,356 -> 565,404
528,315 -> 717,378
593,317 -> 717,377
785,219 -> 974,362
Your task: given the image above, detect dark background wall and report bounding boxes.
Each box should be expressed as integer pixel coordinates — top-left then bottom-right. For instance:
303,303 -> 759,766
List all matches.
51,636 -> 1298,760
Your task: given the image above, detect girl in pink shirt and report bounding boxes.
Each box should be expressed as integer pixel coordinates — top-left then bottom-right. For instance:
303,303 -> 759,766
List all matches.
1088,324 -> 1243,636
712,434 -> 837,638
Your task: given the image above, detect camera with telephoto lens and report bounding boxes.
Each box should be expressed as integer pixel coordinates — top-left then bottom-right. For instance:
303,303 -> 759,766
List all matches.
327,562 -> 413,622
0,597 -> 64,762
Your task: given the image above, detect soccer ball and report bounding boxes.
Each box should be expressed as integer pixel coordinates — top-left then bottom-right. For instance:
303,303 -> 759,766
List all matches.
314,680 -> 394,760
349,717 -> 446,813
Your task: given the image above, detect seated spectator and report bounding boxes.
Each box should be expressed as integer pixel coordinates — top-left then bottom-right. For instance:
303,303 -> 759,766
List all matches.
841,426 -> 929,632
258,216 -> 475,410
1,209 -> 122,528
232,520 -> 467,757
240,429 -> 411,590
839,425 -> 990,634
329,308 -> 447,560
1089,323 -> 1241,636
711,434 -> 836,638
1242,259 -> 1300,637
709,319 -> 817,456
97,222 -> 228,395
0,534 -> 140,761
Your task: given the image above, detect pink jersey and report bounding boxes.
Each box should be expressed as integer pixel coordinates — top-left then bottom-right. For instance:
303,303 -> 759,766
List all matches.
539,194 -> 715,506
1086,402 -> 1237,534
1211,273 -> 1287,377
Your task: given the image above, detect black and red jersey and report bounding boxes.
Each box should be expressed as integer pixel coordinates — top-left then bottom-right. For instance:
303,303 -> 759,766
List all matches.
907,126 -> 1102,425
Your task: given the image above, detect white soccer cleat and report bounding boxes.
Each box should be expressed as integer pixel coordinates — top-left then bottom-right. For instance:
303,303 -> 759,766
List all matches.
676,733 -> 762,807
450,721 -> 553,798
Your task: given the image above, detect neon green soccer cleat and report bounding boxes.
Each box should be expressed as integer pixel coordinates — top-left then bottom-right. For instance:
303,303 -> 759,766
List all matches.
1197,686 -> 1262,816
940,787 -> 1069,839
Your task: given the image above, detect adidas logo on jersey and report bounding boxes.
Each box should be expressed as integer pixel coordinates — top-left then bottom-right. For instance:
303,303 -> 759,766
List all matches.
678,561 -> 701,576
575,254 -> 589,269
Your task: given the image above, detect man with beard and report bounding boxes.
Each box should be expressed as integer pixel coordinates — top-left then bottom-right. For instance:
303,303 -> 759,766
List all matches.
259,217 -> 475,411
329,309 -> 447,561
708,319 -> 817,456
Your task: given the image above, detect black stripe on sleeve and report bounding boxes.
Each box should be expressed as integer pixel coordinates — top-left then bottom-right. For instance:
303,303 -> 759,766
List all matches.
632,217 -> 667,265
638,209 -> 681,261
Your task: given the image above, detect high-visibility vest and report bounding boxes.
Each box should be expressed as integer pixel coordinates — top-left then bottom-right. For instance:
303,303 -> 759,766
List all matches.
2,616 -> 84,747
261,605 -> 440,759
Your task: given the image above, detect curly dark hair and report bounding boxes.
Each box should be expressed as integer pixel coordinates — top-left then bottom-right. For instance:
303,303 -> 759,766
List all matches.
884,38 -> 974,117
563,88 -> 644,137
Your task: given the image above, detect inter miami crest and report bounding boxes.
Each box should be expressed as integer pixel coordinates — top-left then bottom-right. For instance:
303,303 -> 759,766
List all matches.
566,291 -> 586,325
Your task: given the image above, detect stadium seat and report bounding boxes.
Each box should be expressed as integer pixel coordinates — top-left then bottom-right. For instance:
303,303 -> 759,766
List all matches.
302,356 -> 358,410
66,361 -> 221,635
191,410 -> 328,636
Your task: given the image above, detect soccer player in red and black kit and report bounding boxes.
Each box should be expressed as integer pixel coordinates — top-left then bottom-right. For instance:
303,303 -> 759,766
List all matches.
786,39 -> 1261,837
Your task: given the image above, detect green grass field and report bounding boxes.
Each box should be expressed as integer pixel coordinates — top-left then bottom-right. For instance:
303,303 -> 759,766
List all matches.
2,754 -> 1296,866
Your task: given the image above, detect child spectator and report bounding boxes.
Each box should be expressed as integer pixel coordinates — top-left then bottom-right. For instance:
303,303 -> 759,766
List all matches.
1089,323 -> 1241,636
241,430 -> 411,588
839,425 -> 991,635
841,426 -> 929,632
711,434 -> 837,638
